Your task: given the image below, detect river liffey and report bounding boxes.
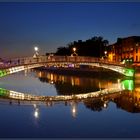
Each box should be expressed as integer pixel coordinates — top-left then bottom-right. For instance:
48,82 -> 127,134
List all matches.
0,69 -> 140,138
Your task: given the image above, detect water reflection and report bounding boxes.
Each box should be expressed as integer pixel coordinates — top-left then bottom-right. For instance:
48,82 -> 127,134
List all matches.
1,87 -> 140,116
1,78 -> 140,115
1,69 -> 140,115
83,88 -> 140,113
33,104 -> 39,119
70,101 -> 78,118
35,70 -> 125,95
113,90 -> 140,113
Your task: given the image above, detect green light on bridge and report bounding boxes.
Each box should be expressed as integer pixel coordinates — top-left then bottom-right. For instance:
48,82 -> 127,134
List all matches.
124,69 -> 135,77
0,70 -> 7,77
121,80 -> 134,91
0,70 -> 3,77
0,88 -> 9,96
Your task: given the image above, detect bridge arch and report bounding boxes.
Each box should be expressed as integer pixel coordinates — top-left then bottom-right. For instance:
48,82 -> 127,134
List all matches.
0,56 -> 135,77
0,82 -> 124,102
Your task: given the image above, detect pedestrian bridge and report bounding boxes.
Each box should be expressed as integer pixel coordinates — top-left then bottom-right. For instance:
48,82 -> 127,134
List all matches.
0,55 -> 135,77
0,80 -> 129,102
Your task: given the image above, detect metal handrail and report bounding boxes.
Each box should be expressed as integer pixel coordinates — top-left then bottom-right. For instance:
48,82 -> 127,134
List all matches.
0,55 -> 127,69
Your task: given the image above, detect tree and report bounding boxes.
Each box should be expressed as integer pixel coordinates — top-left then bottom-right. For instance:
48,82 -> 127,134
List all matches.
55,47 -> 70,56
55,36 -> 109,57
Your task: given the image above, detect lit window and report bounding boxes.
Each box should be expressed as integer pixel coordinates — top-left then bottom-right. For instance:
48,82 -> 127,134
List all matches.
136,48 -> 138,53
136,43 -> 139,47
136,56 -> 138,61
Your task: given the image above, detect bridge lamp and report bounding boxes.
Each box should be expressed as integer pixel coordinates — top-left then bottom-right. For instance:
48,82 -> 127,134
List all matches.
34,46 -> 39,52
104,51 -> 107,55
71,47 -> 78,56
73,47 -> 76,52
33,46 -> 39,58
104,51 -> 108,59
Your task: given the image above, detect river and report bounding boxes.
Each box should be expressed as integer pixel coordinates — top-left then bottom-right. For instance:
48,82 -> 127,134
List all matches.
0,69 -> 140,138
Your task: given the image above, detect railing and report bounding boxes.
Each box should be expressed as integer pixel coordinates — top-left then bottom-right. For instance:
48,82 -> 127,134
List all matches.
0,55 -> 135,77
0,81 -> 123,102
0,55 -> 127,69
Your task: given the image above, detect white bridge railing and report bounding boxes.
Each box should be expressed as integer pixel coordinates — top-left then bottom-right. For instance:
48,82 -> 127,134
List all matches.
0,55 -> 135,77
0,55 -> 127,68
0,81 -> 123,102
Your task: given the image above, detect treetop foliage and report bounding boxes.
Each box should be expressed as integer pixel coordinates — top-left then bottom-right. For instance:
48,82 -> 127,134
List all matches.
55,36 -> 109,57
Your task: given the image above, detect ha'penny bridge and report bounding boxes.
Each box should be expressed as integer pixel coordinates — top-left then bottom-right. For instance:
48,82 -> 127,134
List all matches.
0,80 -> 133,102
0,55 -> 135,102
0,55 -> 135,77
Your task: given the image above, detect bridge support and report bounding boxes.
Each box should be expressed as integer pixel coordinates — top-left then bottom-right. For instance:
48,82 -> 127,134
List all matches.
123,68 -> 135,77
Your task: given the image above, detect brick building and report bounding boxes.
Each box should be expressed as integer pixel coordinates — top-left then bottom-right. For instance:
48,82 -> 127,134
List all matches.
108,36 -> 140,64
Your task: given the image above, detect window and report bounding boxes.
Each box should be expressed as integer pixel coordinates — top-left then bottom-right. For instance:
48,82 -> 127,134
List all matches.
136,43 -> 139,47
130,47 -> 133,51
136,56 -> 138,61
136,48 -> 138,53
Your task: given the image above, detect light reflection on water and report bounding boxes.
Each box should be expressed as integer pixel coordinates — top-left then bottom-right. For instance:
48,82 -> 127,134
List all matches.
0,69 -> 138,114
1,69 -> 140,137
0,70 -> 57,96
0,69 -> 129,96
36,70 -> 134,95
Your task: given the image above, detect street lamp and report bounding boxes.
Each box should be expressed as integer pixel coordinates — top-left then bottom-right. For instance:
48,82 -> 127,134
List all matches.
34,46 -> 39,52
104,51 -> 107,55
71,47 -> 78,56
33,46 -> 39,58
73,47 -> 76,52
104,51 -> 107,59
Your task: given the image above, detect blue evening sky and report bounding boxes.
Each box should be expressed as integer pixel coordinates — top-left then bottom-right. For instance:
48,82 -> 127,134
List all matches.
0,2 -> 140,58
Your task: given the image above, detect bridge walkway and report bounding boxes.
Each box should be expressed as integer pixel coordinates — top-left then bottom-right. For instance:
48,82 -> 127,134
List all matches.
0,56 -> 135,77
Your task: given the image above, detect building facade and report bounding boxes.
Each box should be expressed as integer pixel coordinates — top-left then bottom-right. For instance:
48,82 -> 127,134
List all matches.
108,36 -> 140,64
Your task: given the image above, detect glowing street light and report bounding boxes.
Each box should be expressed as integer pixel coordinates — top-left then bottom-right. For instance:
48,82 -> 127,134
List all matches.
71,47 -> 78,56
104,51 -> 107,55
73,47 -> 76,52
33,46 -> 39,58
34,46 -> 39,52
104,51 -> 107,59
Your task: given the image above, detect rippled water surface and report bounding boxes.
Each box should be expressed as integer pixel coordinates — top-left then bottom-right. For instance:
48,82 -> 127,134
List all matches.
0,69 -> 140,138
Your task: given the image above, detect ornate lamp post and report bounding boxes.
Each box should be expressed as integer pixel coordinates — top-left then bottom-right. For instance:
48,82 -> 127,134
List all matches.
73,47 -> 76,53
34,46 -> 39,56
104,51 -> 107,59
33,46 -> 39,58
71,47 -> 78,56
104,51 -> 107,55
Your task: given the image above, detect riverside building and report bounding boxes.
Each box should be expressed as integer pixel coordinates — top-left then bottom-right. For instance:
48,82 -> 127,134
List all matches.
108,36 -> 140,66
